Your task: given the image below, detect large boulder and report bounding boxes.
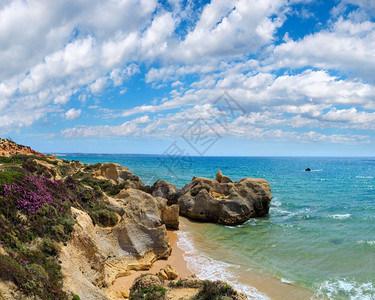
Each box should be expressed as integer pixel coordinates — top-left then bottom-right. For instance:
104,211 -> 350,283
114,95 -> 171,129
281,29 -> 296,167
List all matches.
176,171 -> 272,225
150,180 -> 180,205
106,188 -> 180,230
93,163 -> 145,190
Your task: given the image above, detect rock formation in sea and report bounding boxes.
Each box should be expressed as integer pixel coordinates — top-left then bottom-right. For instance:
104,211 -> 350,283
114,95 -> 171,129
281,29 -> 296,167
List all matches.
176,171 -> 272,225
0,139 -> 272,299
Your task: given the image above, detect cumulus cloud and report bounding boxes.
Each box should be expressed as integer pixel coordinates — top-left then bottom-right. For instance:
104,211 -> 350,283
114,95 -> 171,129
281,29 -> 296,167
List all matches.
1,0 -> 375,148
264,18 -> 375,80
65,108 -> 82,120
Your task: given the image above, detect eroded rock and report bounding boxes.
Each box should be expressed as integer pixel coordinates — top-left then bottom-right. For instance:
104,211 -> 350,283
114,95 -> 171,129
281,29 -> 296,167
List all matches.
176,171 -> 272,225
150,180 -> 180,205
93,163 -> 145,190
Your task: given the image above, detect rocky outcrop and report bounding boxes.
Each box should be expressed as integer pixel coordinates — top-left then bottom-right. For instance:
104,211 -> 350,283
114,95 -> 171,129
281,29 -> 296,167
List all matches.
93,163 -> 145,190
60,202 -> 173,299
157,265 -> 178,280
176,171 -> 272,225
105,188 -> 179,230
150,180 -> 180,205
161,204 -> 179,230
129,271 -> 246,300
216,170 -> 233,183
0,138 -> 44,157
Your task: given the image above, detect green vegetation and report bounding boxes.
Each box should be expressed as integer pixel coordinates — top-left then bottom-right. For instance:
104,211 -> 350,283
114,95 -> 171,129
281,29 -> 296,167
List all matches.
0,171 -> 25,186
130,286 -> 167,300
195,281 -> 237,300
0,156 -> 124,299
90,209 -> 118,227
176,280 -> 183,287
72,295 -> 81,300
75,172 -> 126,196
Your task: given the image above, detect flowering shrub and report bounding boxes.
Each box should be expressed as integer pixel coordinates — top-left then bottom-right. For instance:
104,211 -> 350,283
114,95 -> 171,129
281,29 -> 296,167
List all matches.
2,176 -> 71,215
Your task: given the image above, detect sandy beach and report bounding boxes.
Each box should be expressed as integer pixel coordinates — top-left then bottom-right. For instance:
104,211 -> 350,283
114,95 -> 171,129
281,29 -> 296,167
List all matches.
111,217 -> 314,299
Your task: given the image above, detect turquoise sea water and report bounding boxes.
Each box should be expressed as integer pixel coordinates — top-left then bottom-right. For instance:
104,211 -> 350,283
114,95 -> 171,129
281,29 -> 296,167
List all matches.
59,155 -> 375,299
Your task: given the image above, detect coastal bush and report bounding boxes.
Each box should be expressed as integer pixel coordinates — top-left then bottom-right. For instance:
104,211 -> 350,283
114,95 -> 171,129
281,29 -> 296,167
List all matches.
176,280 -> 183,287
90,209 -> 118,227
130,286 -> 166,300
72,295 -> 81,300
0,171 -> 25,186
195,281 -> 237,300
40,238 -> 60,256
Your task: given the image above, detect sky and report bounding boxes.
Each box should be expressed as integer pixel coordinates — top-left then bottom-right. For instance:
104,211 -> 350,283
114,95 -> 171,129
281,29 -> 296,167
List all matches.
1,0 -> 375,156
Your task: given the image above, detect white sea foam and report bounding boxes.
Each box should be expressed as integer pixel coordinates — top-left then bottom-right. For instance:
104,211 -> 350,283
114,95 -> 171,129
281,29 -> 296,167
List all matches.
176,230 -> 270,299
330,214 -> 351,220
314,279 -> 375,299
357,240 -> 375,246
271,200 -> 282,207
355,176 -> 374,179
281,278 -> 294,284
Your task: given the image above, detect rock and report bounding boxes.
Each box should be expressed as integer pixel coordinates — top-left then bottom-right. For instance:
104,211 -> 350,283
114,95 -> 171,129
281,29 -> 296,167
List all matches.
151,180 -> 180,205
93,163 -> 145,190
0,138 -> 44,157
305,168 -> 311,172
157,265 -> 178,280
216,170 -> 233,183
59,203 -> 172,299
129,274 -> 164,298
129,273 -> 246,300
113,188 -> 179,231
176,173 -> 272,225
161,204 -> 180,230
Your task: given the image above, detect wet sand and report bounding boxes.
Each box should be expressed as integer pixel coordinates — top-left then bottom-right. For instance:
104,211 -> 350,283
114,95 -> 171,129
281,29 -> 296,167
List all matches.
111,218 -> 314,299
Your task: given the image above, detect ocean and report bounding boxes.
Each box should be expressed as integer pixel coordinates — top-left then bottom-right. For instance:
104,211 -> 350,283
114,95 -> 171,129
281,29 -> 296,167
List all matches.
59,155 -> 375,299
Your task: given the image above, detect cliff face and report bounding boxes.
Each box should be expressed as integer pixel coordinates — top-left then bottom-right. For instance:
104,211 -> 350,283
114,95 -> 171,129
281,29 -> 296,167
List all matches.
0,138 -> 44,157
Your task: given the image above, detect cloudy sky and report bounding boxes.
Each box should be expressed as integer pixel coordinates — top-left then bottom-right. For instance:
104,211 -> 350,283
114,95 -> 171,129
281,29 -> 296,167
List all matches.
1,0 -> 375,156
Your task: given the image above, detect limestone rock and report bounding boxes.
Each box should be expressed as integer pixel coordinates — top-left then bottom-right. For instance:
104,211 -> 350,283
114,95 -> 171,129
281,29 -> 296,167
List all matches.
150,180 -> 180,205
157,265 -> 178,280
216,170 -> 233,183
0,138 -> 44,157
114,188 -> 179,231
176,173 -> 272,225
60,204 -> 172,299
93,163 -> 145,190
161,204 -> 180,230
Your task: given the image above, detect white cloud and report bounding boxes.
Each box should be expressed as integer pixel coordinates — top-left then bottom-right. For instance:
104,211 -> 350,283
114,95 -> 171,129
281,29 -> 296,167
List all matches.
65,108 -> 82,120
172,0 -> 286,62
90,78 -> 107,94
1,0 -> 375,148
264,18 -> 375,80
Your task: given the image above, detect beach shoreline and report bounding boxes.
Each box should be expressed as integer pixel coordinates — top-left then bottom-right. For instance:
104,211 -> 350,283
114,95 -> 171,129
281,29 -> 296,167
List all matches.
111,217 -> 315,299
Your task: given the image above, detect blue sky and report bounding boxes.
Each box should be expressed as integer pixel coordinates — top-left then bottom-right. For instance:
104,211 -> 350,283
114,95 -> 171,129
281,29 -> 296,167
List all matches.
1,0 -> 375,156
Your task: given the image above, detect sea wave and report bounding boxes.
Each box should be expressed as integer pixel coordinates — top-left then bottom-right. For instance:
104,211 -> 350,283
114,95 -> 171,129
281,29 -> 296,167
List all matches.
355,176 -> 374,179
314,279 -> 375,299
271,199 -> 282,207
281,278 -> 294,284
357,240 -> 375,246
176,230 -> 269,300
329,214 -> 351,220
